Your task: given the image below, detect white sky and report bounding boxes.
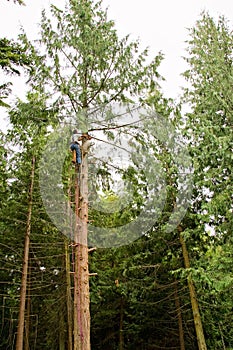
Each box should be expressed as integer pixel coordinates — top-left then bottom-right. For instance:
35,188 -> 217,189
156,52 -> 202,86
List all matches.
0,0 -> 232,108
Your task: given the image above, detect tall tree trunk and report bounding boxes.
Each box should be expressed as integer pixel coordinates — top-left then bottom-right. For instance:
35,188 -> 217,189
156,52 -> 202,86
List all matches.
174,281 -> 185,350
74,138 -> 90,350
79,141 -> 91,349
16,156 -> 35,350
73,163 -> 81,350
66,174 -> 74,350
179,227 -> 207,350
65,239 -> 73,350
25,256 -> 31,350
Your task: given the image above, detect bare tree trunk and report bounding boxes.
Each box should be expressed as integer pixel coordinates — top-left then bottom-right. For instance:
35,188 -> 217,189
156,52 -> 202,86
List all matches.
179,227 -> 207,350
174,281 -> 185,350
66,174 -> 74,350
25,257 -> 31,350
73,163 -> 81,350
65,239 -> 73,350
16,156 -> 35,350
73,138 -> 91,350
79,142 -> 91,349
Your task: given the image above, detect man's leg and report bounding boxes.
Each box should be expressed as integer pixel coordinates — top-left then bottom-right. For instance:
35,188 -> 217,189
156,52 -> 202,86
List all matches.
70,144 -> 76,163
74,144 -> 81,164
70,144 -> 81,164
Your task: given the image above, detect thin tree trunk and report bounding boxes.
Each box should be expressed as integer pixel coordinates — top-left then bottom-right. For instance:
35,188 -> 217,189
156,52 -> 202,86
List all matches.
219,323 -> 226,350
179,227 -> 207,350
59,310 -> 66,350
73,139 -> 91,350
119,297 -> 124,350
65,239 -> 73,350
174,281 -> 185,350
16,156 -> 35,350
25,256 -> 31,350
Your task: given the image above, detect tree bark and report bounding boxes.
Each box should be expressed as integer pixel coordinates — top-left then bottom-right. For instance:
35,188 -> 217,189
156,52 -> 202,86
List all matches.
179,227 -> 207,350
73,162 -> 81,350
73,137 -> 91,350
16,156 -> 35,350
66,174 -> 74,350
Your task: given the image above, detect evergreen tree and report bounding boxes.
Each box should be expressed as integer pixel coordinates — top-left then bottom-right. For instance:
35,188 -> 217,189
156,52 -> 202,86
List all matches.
18,1 -> 163,349
181,12 -> 233,348
0,93 -> 64,350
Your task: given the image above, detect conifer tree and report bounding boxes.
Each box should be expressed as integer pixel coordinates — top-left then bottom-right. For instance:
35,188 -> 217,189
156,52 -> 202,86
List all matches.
19,1 -> 163,349
181,12 -> 233,348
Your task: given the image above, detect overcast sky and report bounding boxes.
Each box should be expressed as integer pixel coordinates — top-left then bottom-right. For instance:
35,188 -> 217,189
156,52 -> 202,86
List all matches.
0,0 -> 233,105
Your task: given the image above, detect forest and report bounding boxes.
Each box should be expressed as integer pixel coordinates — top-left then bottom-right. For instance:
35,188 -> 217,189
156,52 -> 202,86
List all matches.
0,0 -> 232,349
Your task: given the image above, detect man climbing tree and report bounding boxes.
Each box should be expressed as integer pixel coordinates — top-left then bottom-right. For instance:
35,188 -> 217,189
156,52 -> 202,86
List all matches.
20,0 -> 163,349
70,128 -> 82,165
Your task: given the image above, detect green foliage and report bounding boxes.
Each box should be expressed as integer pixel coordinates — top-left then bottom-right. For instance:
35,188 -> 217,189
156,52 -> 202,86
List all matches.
20,0 -> 163,114
0,38 -> 30,107
0,38 -> 29,75
90,238 -> 188,350
183,12 -> 233,238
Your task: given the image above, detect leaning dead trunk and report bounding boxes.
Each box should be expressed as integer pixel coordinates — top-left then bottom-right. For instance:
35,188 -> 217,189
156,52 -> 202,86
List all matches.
179,227 -> 207,350
16,156 -> 35,350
